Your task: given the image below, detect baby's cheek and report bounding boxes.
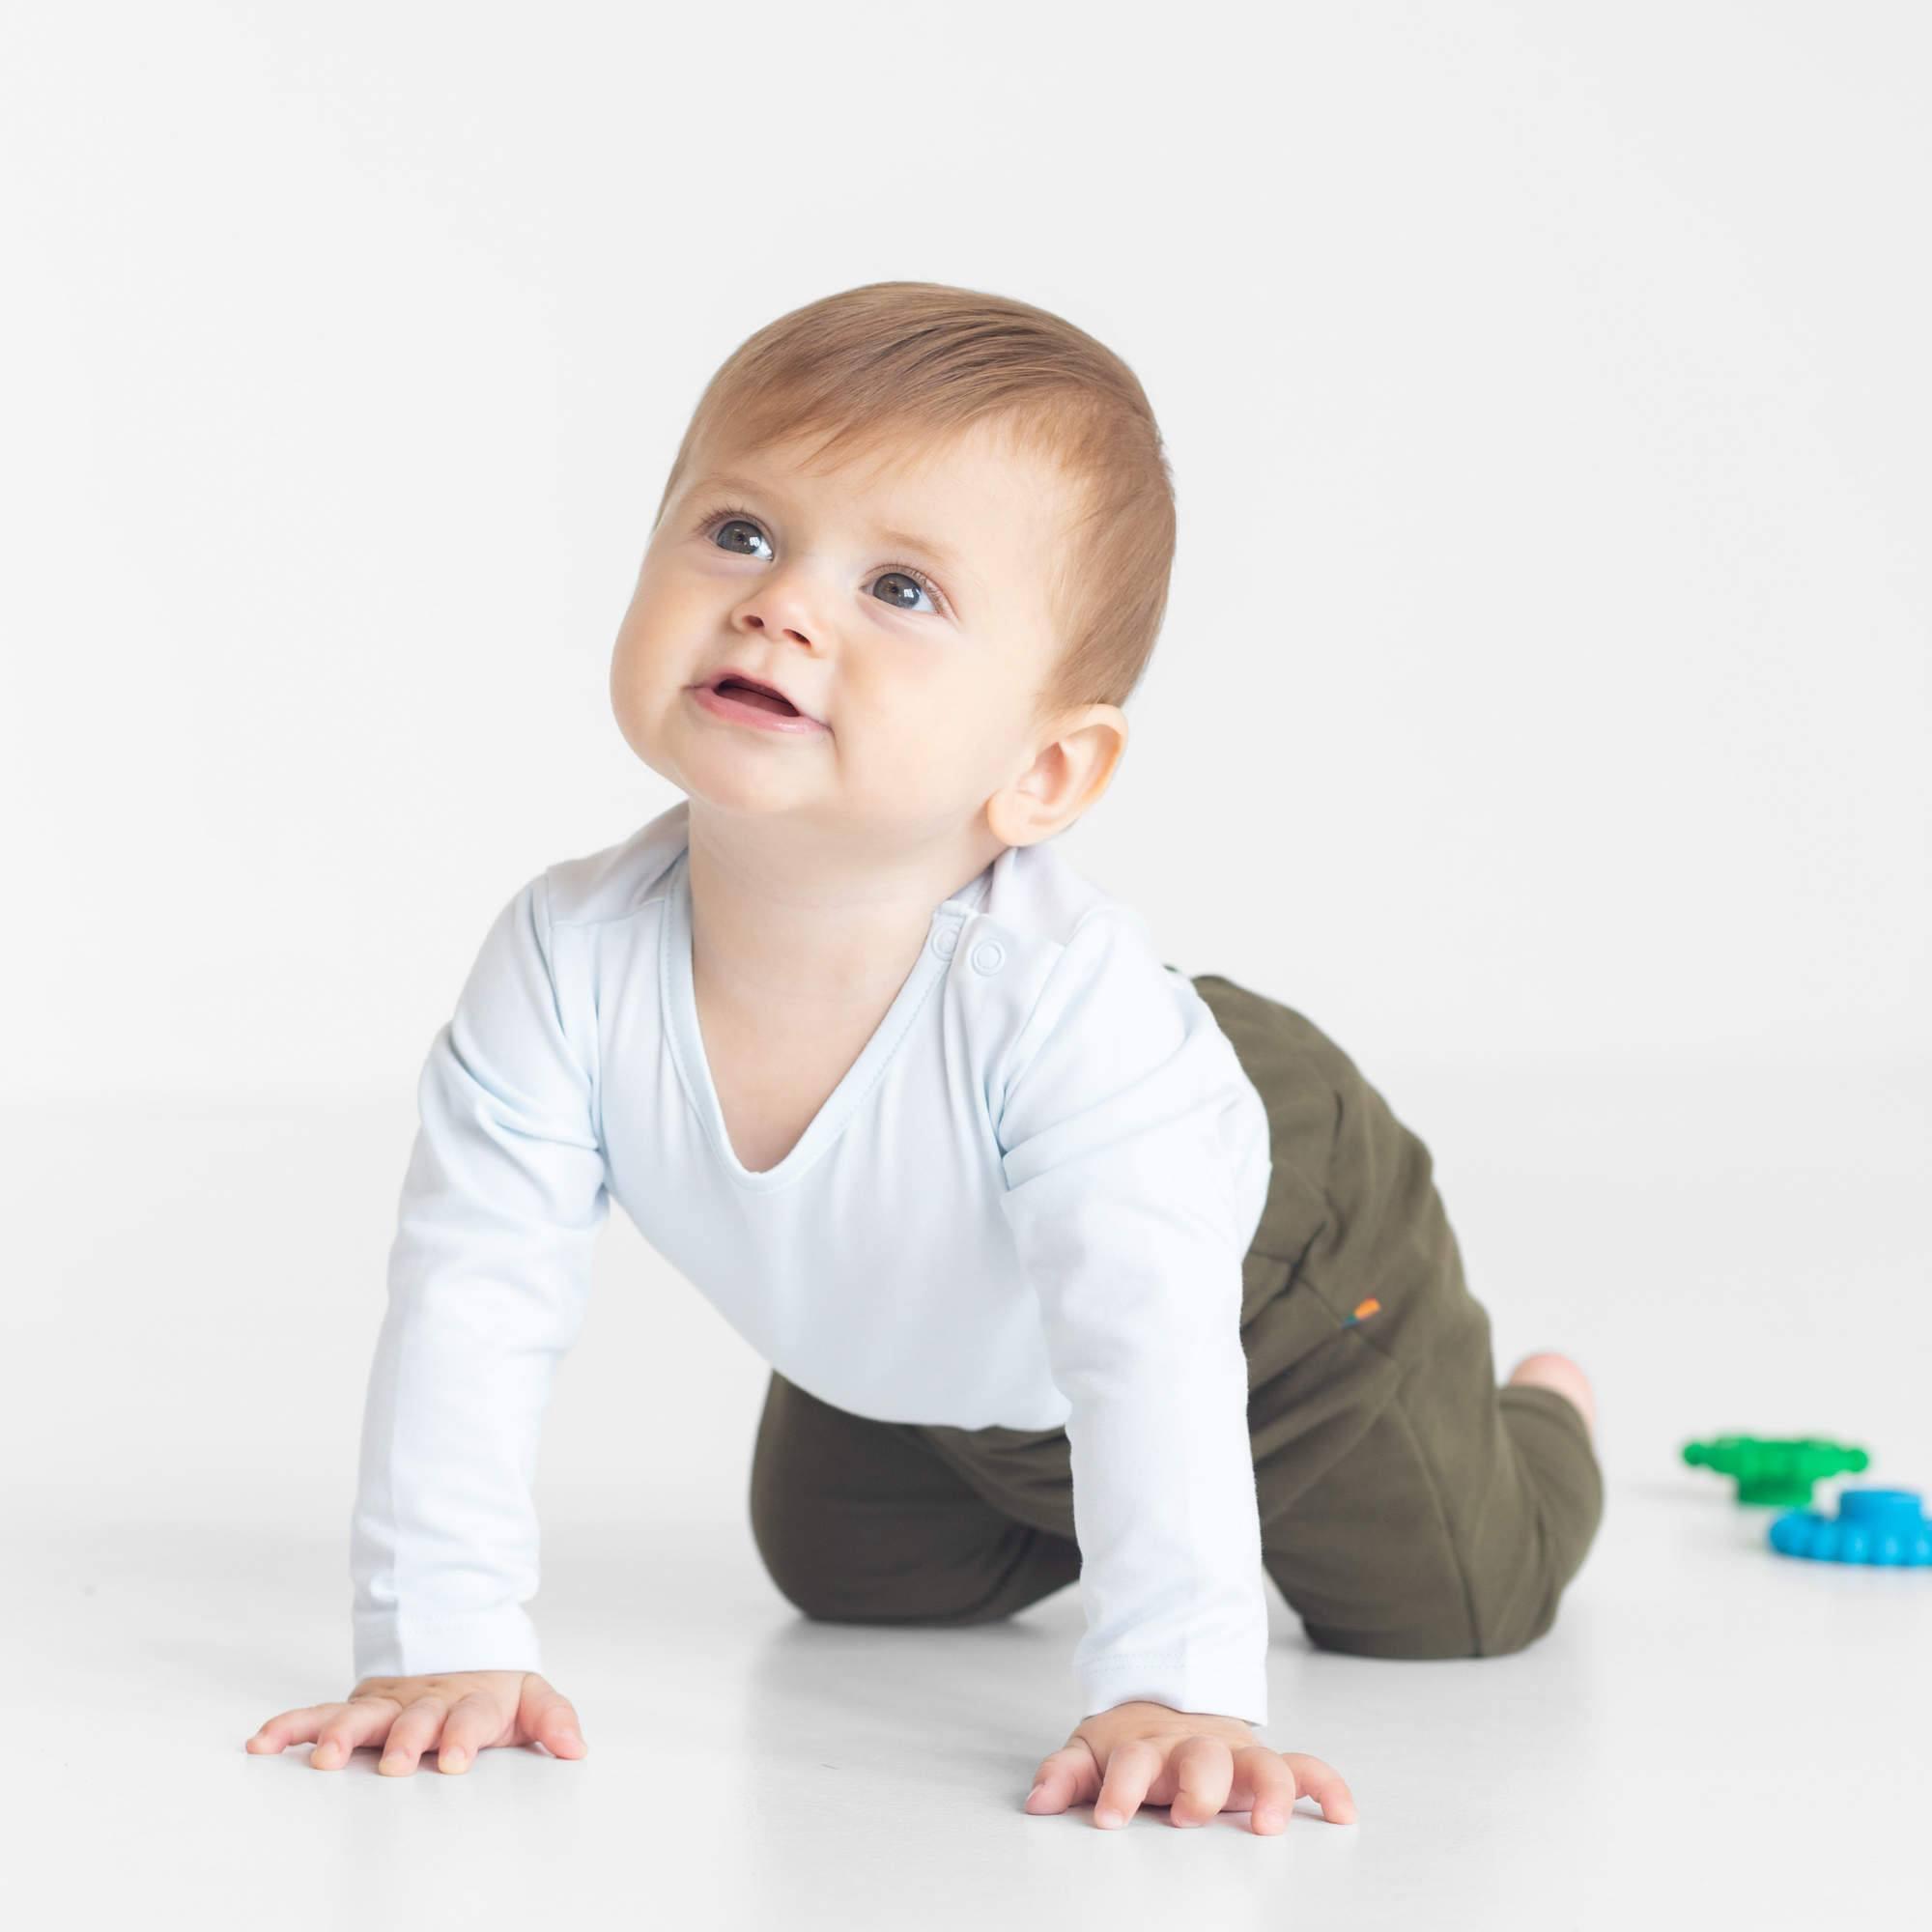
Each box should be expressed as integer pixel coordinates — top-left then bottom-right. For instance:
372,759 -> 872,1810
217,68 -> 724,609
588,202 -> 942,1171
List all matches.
841,731 -> 954,826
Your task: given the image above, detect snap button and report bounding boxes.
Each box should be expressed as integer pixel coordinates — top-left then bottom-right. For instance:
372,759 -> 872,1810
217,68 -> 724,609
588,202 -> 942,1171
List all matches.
970,939 -> 1006,976
929,923 -> 960,960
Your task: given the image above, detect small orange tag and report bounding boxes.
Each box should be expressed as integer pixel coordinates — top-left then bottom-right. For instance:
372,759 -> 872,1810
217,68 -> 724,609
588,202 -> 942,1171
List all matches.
1341,1297 -> 1381,1326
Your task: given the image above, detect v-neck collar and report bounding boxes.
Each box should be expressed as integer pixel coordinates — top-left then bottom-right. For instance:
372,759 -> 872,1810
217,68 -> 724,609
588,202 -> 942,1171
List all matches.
660,846 -> 993,1193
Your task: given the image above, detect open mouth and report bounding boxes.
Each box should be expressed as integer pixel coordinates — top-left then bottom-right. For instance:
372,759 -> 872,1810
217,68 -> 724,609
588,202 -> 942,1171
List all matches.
710,674 -> 802,719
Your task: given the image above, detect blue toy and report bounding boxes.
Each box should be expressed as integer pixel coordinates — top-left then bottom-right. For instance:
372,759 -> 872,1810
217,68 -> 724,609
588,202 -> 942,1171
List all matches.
1768,1487 -> 1932,1566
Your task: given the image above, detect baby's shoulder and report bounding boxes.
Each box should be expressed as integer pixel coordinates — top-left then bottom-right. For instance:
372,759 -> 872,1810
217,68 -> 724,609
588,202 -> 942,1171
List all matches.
980,838 -> 1142,955
540,798 -> 692,929
979,839 -> 1181,1037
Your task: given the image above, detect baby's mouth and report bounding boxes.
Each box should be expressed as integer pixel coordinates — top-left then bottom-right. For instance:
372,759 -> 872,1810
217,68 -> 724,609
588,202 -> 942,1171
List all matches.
711,675 -> 800,718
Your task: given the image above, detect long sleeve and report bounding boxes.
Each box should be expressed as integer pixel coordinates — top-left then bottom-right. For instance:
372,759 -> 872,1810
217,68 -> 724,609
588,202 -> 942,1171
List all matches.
350,872 -> 611,1682
995,906 -> 1271,1729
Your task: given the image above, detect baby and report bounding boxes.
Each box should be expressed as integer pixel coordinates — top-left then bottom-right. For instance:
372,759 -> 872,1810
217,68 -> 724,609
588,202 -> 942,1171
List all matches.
246,280 -> 1603,1833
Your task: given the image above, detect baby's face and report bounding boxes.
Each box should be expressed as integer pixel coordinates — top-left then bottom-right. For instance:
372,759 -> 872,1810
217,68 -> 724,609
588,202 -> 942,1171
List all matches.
611,417 -> 1082,849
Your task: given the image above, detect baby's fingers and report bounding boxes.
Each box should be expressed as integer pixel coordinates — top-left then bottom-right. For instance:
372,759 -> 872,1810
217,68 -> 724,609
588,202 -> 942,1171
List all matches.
1091,1739 -> 1163,1829
376,1698 -> 449,1776
1279,1751 -> 1357,1825
517,1674 -> 588,1760
1022,1743 -> 1099,1815
308,1697 -> 403,1770
1231,1745 -> 1300,1833
246,1703 -> 350,1755
430,1692 -> 504,1775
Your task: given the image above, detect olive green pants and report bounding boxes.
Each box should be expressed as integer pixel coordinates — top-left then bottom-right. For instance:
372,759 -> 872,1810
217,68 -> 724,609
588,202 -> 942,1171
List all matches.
749,973 -> 1604,1674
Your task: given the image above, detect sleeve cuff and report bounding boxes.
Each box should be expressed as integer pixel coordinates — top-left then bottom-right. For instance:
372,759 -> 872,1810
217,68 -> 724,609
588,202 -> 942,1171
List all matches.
352,1604 -> 544,1684
1076,1644 -> 1269,1731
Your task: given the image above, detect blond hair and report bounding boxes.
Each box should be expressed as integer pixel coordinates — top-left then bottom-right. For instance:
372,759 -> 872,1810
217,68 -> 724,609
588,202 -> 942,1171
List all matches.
651,280 -> 1177,727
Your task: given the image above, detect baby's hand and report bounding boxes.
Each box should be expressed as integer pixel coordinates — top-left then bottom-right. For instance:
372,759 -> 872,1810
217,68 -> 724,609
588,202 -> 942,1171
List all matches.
1022,1699 -> 1355,1833
244,1670 -> 586,1776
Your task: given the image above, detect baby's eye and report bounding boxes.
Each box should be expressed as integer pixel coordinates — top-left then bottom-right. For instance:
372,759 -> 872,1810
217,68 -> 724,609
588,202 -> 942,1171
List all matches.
869,569 -> 939,615
711,516 -> 772,561
703,511 -> 945,617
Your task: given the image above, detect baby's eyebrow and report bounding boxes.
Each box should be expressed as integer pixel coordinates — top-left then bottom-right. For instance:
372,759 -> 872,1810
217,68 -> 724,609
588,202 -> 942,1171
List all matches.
691,471 -> 964,576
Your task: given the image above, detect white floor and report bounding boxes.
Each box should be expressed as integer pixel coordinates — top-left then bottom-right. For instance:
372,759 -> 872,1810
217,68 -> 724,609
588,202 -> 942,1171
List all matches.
5,1049 -> 1926,1929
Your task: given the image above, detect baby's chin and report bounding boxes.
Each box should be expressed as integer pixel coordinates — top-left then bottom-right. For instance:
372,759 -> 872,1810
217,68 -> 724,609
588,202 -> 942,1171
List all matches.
679,760 -> 998,847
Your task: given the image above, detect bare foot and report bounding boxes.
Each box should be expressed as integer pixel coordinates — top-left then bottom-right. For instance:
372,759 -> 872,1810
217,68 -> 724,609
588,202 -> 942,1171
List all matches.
1505,1350 -> 1597,1437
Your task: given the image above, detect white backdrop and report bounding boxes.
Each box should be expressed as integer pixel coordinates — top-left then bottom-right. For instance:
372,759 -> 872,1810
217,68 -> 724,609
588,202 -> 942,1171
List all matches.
6,8 -> 1930,1926
3,0 -> 1924,1104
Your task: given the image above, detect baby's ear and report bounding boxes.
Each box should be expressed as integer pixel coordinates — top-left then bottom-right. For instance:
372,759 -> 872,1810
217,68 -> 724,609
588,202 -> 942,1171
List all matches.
990,705 -> 1126,845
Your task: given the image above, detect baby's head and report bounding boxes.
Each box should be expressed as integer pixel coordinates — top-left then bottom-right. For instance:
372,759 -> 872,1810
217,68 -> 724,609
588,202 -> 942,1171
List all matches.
610,282 -> 1177,860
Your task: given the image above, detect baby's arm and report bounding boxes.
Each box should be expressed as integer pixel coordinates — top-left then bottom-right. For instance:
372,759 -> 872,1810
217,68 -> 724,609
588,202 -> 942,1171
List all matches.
996,907 -> 1271,1727
246,872 -> 610,1774
996,910 -> 1356,1830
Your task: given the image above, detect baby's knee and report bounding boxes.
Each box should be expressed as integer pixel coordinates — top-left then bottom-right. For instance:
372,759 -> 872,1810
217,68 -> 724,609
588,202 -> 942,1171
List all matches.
1290,1537 -> 1575,1662
1473,1584 -> 1564,1659
1300,1603 -> 1564,1662
749,1496 -> 1030,1629
752,1537 -> 915,1626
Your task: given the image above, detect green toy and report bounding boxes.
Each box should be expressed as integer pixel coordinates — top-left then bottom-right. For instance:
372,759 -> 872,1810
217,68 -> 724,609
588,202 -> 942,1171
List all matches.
1681,1435 -> 1870,1507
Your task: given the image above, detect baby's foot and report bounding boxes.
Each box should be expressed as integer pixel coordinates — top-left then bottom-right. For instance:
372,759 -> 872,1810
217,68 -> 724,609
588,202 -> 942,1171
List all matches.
1505,1350 -> 1597,1437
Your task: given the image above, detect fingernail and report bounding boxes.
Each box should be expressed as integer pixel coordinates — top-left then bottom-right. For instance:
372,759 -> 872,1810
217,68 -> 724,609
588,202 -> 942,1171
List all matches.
1095,1806 -> 1121,1828
441,1749 -> 468,1771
